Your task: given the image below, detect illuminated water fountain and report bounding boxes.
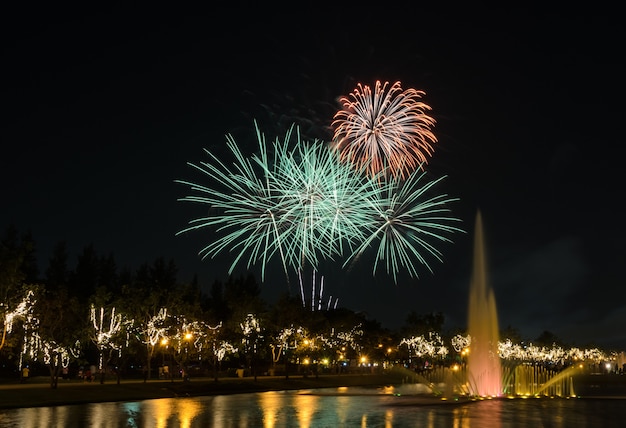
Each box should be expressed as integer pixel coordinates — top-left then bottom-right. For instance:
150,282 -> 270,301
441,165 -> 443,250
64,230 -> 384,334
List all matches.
412,211 -> 580,399
465,210 -> 502,397
502,362 -> 579,397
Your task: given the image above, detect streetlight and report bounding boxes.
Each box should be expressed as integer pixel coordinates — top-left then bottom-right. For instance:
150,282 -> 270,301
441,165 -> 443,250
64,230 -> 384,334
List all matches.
160,338 -> 169,379
183,332 -> 193,381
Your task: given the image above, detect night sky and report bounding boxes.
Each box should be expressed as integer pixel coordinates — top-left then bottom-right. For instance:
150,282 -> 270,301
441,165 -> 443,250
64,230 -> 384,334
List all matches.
3,7 -> 624,349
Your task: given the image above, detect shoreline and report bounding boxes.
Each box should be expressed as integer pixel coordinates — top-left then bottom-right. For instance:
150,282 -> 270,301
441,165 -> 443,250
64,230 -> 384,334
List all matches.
2,372 -> 625,410
0,372 -> 406,410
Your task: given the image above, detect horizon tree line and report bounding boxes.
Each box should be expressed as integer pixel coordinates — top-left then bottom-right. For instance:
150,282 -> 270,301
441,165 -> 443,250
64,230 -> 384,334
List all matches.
2,225 -> 611,389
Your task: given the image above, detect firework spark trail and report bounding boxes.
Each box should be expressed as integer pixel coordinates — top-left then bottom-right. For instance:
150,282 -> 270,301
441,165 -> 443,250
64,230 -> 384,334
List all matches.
332,80 -> 437,180
270,135 -> 379,268
177,116 -> 462,283
176,126 -> 290,280
344,170 -> 464,282
297,268 -> 333,311
177,122 -> 383,280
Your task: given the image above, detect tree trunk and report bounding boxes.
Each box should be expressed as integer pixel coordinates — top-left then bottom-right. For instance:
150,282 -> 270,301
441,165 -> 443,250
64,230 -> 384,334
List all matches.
49,364 -> 59,389
146,361 -> 150,382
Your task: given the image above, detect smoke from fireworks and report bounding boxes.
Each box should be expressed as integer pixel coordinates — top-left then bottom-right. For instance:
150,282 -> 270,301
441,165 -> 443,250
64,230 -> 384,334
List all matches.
331,81 -> 437,180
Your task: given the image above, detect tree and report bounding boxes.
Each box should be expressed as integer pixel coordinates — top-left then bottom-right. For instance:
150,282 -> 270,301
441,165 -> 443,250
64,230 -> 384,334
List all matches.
534,330 -> 564,347
403,311 -> 445,336
32,286 -> 84,388
18,230 -> 39,284
204,279 -> 230,323
1,287 -> 35,355
223,273 -> 266,332
1,226 -> 38,352
69,244 -> 100,304
500,325 -> 523,344
239,313 -> 264,380
98,253 -> 119,294
89,304 -> 126,384
117,258 -> 179,380
45,241 -> 70,292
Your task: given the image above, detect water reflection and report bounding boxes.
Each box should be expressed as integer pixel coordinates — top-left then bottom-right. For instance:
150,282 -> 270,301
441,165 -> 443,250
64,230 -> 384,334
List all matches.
89,402 -> 123,428
452,405 -> 470,428
293,392 -> 319,427
120,402 -> 141,427
145,397 -> 205,427
1,387 -> 624,427
334,392 -> 351,425
17,405 -> 70,428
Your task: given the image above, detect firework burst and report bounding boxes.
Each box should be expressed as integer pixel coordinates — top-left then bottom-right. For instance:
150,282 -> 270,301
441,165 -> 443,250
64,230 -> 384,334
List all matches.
177,121 -> 461,284
176,122 -> 380,280
331,80 -> 437,179
344,170 -> 463,282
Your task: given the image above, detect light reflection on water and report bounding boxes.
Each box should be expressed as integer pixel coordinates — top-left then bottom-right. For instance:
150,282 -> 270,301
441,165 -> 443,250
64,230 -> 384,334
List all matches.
1,386 -> 625,427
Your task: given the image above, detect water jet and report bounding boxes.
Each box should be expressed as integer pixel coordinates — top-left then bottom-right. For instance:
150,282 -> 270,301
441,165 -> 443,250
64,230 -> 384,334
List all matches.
411,210 -> 580,399
465,210 -> 502,397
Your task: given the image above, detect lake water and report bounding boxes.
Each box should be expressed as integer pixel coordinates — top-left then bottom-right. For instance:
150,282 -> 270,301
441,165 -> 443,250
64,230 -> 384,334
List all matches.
1,385 -> 625,427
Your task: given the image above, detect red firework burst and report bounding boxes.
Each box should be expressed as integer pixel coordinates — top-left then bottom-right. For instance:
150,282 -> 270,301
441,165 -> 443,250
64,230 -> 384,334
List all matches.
331,80 -> 437,179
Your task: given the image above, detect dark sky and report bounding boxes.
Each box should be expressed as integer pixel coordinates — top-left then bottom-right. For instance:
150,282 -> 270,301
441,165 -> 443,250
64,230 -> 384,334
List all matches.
2,6 -> 625,349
